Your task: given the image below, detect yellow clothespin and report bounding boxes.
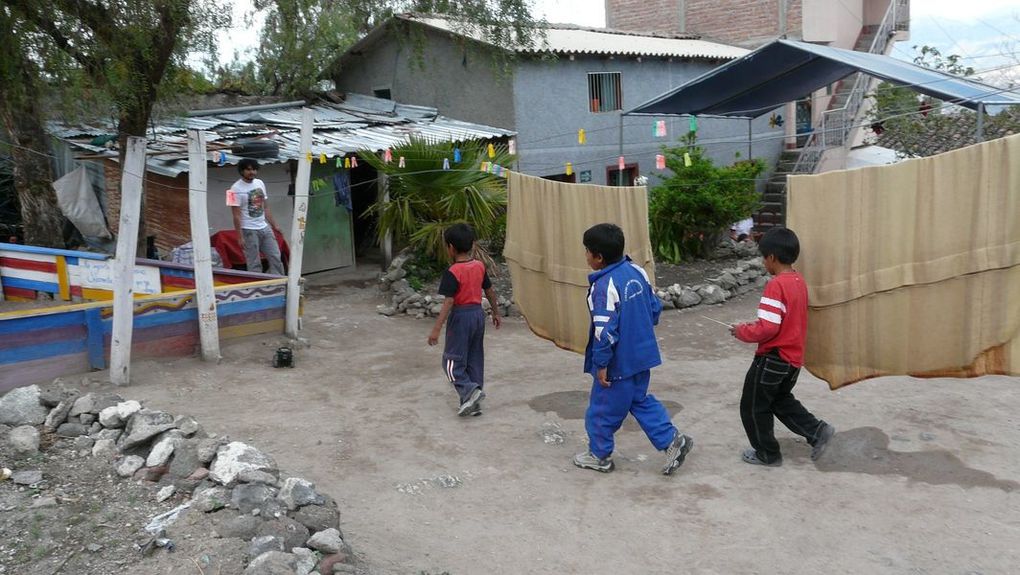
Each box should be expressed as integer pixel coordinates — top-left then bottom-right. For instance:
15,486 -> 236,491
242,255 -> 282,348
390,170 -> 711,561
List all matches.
305,152 -> 312,163
683,152 -> 692,167
344,157 -> 351,169
565,162 -> 573,176
319,153 -> 326,164
578,129 -> 586,144
487,144 -> 495,158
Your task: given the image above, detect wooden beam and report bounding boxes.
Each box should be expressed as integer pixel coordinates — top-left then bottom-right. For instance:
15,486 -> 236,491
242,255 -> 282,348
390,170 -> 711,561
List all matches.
187,130 -> 221,362
285,108 -> 313,338
109,136 -> 147,385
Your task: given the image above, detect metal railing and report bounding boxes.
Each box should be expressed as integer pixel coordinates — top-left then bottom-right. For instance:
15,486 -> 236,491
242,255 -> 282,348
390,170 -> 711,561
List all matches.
789,0 -> 908,175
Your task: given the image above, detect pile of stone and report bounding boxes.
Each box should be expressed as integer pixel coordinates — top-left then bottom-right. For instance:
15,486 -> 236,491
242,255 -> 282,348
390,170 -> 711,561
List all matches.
656,257 -> 767,310
0,384 -> 355,575
376,250 -> 514,319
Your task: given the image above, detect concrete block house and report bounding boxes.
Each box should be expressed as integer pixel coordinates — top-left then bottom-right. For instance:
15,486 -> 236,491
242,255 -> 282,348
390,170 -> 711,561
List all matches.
332,14 -> 785,187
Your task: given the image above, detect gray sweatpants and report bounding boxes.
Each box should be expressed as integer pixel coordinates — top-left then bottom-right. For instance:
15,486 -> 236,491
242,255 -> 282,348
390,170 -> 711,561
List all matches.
242,226 -> 284,275
442,304 -> 486,404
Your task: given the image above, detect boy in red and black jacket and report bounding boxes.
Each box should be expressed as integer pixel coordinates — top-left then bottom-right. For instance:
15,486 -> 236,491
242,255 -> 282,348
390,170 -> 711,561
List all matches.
428,224 -> 501,416
730,227 -> 835,466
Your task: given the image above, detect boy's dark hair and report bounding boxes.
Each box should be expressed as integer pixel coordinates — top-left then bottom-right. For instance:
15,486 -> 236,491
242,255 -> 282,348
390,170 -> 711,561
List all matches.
758,227 -> 800,264
444,223 -> 476,254
237,158 -> 259,174
583,223 -> 625,264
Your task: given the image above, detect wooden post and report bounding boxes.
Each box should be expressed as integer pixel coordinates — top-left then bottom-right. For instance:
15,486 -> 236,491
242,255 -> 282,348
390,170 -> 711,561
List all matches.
109,137 -> 147,385
380,172 -> 392,270
285,108 -> 313,338
187,130 -> 221,361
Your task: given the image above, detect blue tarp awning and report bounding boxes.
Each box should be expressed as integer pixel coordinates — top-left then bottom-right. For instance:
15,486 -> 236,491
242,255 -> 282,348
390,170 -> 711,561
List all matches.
627,39 -> 1020,118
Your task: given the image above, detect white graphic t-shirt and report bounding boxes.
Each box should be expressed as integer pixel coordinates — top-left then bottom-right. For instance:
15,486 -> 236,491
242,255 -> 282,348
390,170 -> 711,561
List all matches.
231,178 -> 270,230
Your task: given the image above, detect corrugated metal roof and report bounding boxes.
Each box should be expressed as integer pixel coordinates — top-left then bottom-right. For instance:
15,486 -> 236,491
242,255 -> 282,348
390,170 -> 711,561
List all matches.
402,15 -> 749,60
49,94 -> 515,177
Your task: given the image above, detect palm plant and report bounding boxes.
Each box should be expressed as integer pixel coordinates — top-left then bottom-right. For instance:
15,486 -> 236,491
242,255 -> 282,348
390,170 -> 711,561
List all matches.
359,135 -> 514,263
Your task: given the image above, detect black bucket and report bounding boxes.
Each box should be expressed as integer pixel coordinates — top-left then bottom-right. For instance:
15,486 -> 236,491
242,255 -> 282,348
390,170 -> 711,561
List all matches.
273,346 -> 294,368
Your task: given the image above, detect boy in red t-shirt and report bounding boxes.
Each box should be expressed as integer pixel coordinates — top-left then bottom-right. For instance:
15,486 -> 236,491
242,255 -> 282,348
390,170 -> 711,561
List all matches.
428,224 -> 501,416
730,227 -> 835,466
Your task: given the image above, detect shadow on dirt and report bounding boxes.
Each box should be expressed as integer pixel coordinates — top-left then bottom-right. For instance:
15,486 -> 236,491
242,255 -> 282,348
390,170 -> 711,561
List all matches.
815,426 -> 1019,492
529,390 -> 683,432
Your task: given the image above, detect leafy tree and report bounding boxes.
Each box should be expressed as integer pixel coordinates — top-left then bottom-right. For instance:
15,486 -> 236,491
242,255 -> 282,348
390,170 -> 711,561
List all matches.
358,136 -> 513,265
0,7 -> 68,247
648,132 -> 764,263
248,0 -> 543,97
2,0 -> 228,253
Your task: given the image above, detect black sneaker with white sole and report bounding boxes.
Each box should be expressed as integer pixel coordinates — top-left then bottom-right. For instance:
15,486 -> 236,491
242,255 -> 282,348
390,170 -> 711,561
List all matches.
662,432 -> 694,475
457,388 -> 485,416
811,423 -> 836,461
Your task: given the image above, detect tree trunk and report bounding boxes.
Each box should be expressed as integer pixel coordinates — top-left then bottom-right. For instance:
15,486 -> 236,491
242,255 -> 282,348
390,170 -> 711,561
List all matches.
0,13 -> 67,248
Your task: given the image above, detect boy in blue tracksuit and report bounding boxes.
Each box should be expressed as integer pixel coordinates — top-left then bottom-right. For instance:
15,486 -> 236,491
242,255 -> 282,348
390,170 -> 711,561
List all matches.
573,223 -> 694,474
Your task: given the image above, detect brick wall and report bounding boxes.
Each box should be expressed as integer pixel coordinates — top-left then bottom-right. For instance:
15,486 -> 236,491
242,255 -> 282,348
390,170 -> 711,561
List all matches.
102,160 -> 191,253
606,0 -> 803,44
606,0 -> 682,34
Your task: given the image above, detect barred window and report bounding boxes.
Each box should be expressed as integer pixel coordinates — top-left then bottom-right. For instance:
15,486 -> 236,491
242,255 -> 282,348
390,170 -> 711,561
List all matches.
588,72 -> 623,113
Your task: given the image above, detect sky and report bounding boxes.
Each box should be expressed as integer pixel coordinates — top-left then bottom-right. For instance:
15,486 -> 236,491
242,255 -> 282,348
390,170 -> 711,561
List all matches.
217,0 -> 1020,86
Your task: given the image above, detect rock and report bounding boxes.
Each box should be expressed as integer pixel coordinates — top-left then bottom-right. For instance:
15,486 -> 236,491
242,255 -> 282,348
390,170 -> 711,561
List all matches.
38,385 -> 69,407
69,392 -> 122,417
12,470 -> 43,485
73,436 -> 95,452
696,284 -> 727,305
8,425 -> 40,457
215,514 -> 262,540
116,455 -> 145,478
709,271 -> 738,291
306,528 -> 343,554
79,413 -> 95,425
89,422 -> 102,435
291,502 -> 340,533
43,394 -> 79,431
376,305 -> 397,316
248,535 -> 285,559
659,296 -> 675,310
278,477 -> 323,510
98,400 -> 142,428
96,428 -> 122,441
187,467 -> 210,481
170,439 -> 205,479
118,410 -> 176,450
316,553 -> 348,575
677,288 -> 702,308
92,439 -> 118,458
209,442 -> 278,487
244,551 -> 298,575
197,437 -> 227,463
175,415 -> 202,436
134,465 -> 169,482
256,517 -> 309,551
30,496 -> 58,508
157,485 -> 176,503
146,431 -> 183,467
56,422 -> 89,437
0,385 -> 48,426
193,486 -> 231,513
292,547 -> 317,575
86,543 -> 103,553
232,483 -> 279,515
237,469 -> 280,486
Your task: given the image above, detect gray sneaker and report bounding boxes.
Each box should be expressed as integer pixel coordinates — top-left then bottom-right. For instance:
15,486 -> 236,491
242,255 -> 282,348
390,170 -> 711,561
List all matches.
811,423 -> 836,461
573,451 -> 615,473
662,432 -> 693,475
741,448 -> 782,467
457,388 -> 485,416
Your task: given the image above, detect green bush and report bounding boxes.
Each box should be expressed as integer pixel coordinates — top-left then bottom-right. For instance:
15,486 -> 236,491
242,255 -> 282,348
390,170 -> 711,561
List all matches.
648,133 -> 764,263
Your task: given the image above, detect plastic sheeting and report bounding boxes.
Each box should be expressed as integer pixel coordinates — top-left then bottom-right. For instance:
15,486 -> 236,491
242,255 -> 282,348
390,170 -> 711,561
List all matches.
52,166 -> 111,240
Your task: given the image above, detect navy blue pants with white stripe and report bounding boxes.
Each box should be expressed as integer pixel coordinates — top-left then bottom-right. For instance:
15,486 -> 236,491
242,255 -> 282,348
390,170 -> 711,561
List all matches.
443,304 -> 486,404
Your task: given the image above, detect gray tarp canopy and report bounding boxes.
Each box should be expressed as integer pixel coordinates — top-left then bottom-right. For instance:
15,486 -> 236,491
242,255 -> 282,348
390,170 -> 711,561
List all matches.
627,39 -> 1020,118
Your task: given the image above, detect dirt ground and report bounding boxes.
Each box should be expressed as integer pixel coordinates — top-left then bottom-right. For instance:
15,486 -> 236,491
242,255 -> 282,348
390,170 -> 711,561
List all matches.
29,264 -> 1020,574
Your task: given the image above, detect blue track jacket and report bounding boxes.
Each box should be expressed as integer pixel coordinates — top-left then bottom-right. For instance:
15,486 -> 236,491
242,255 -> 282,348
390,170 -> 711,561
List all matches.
583,256 -> 662,381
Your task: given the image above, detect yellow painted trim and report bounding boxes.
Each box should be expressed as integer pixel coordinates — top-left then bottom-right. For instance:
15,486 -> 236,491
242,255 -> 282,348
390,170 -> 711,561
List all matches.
163,285 -> 190,293
3,296 -> 33,303
56,256 -> 71,301
219,318 -> 284,339
81,288 -> 113,301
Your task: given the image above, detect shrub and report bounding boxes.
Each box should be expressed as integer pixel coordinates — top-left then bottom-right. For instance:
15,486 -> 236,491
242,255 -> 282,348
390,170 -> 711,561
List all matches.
648,132 -> 764,262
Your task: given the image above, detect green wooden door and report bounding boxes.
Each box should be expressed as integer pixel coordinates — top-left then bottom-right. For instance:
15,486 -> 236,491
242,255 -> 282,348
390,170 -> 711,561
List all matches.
302,165 -> 354,273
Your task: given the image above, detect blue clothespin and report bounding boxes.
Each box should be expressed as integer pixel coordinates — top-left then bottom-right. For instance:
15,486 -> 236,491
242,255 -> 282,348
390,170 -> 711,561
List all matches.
453,148 -> 462,163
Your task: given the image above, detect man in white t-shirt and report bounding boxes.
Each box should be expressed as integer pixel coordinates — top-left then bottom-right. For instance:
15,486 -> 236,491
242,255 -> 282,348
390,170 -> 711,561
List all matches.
228,159 -> 284,274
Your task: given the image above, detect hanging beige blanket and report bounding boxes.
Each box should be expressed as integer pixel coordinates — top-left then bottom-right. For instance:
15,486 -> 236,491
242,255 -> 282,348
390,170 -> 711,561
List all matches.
504,172 -> 655,354
788,134 -> 1020,389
